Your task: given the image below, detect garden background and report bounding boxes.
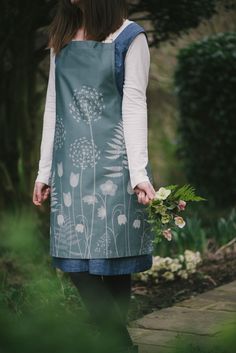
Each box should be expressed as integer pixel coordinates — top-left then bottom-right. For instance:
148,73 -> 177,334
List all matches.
0,1 -> 236,352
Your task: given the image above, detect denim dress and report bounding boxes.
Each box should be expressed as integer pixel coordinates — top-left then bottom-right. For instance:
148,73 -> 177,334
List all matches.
51,21 -> 153,275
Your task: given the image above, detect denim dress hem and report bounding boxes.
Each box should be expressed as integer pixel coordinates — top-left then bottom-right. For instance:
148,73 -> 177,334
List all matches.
52,254 -> 153,275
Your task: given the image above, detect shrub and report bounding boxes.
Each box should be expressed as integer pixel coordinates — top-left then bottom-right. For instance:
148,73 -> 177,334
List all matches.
174,32 -> 236,208
134,250 -> 202,283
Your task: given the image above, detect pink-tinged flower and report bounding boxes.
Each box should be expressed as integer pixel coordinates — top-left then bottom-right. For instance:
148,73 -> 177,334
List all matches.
162,228 -> 172,241
174,216 -> 186,228
177,200 -> 186,211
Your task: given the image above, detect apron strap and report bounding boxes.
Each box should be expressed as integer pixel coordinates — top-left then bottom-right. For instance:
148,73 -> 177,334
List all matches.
114,22 -> 148,96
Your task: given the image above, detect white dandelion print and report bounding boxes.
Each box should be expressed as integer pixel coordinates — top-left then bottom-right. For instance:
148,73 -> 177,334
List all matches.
54,114 -> 66,150
69,85 -> 105,124
69,137 -> 101,169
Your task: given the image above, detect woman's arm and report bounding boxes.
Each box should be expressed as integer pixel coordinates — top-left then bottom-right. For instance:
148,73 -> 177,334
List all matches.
122,32 -> 151,190
35,48 -> 56,185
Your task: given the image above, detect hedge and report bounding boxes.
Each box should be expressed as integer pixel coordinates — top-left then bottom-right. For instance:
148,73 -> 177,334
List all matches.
174,32 -> 236,207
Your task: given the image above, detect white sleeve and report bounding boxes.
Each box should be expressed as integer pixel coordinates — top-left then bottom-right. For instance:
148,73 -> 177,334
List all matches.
35,48 -> 56,185
122,32 -> 151,190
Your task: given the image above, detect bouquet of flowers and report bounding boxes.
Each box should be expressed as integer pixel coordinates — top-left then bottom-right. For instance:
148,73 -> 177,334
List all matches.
145,184 -> 206,243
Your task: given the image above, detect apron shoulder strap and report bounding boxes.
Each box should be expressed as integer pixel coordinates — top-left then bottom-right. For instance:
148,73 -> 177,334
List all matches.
114,21 -> 148,96
114,21 -> 147,48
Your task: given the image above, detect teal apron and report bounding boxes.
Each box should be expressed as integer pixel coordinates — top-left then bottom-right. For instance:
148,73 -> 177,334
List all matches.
50,25 -> 155,260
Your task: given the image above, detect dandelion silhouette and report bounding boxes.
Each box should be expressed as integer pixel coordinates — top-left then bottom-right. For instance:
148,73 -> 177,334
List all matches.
69,137 -> 101,169
54,114 -> 66,150
69,85 -> 106,123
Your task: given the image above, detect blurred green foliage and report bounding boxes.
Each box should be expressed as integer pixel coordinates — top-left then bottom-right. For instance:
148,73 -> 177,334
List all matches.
0,206 -> 235,352
0,207 -> 135,353
174,32 -> 236,208
131,0 -> 219,44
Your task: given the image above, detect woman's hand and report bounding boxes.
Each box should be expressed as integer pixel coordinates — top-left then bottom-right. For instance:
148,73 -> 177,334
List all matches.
134,181 -> 156,205
32,182 -> 50,206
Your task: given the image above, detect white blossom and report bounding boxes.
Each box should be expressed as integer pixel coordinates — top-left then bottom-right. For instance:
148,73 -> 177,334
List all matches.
162,271 -> 174,281
154,187 -> 171,200
133,219 -> 141,229
75,223 -> 84,233
97,206 -> 106,220
118,214 -> 127,225
178,270 -> 188,279
100,180 -> 118,196
82,194 -> 98,205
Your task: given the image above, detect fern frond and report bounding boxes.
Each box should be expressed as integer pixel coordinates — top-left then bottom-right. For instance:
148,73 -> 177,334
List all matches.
170,183 -> 207,202
164,184 -> 179,191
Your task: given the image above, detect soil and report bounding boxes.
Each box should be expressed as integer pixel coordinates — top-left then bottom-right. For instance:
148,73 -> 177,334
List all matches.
128,249 -> 236,321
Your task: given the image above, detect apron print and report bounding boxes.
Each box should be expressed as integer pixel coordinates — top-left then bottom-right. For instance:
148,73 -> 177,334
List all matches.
50,84 -> 153,258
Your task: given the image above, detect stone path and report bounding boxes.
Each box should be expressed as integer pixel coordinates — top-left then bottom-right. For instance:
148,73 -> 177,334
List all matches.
128,280 -> 236,353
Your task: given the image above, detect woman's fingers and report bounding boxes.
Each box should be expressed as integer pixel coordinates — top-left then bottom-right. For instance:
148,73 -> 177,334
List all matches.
137,190 -> 149,205
32,188 -> 41,206
136,181 -> 156,205
42,187 -> 50,201
148,183 -> 156,197
146,183 -> 156,200
32,182 -> 50,206
137,191 -> 145,204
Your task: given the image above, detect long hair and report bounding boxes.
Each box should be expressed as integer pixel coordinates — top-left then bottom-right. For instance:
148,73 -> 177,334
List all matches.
48,0 -> 128,54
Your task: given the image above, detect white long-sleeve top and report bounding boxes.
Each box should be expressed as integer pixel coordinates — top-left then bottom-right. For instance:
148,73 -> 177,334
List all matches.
36,19 -> 151,189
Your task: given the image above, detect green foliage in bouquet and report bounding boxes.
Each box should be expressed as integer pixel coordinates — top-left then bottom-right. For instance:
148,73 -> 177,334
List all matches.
145,184 -> 207,244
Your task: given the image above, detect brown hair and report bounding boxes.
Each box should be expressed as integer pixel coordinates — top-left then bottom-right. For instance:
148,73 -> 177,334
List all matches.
48,0 -> 128,55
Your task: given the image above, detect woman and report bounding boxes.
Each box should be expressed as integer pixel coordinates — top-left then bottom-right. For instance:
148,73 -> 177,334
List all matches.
32,0 -> 156,352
